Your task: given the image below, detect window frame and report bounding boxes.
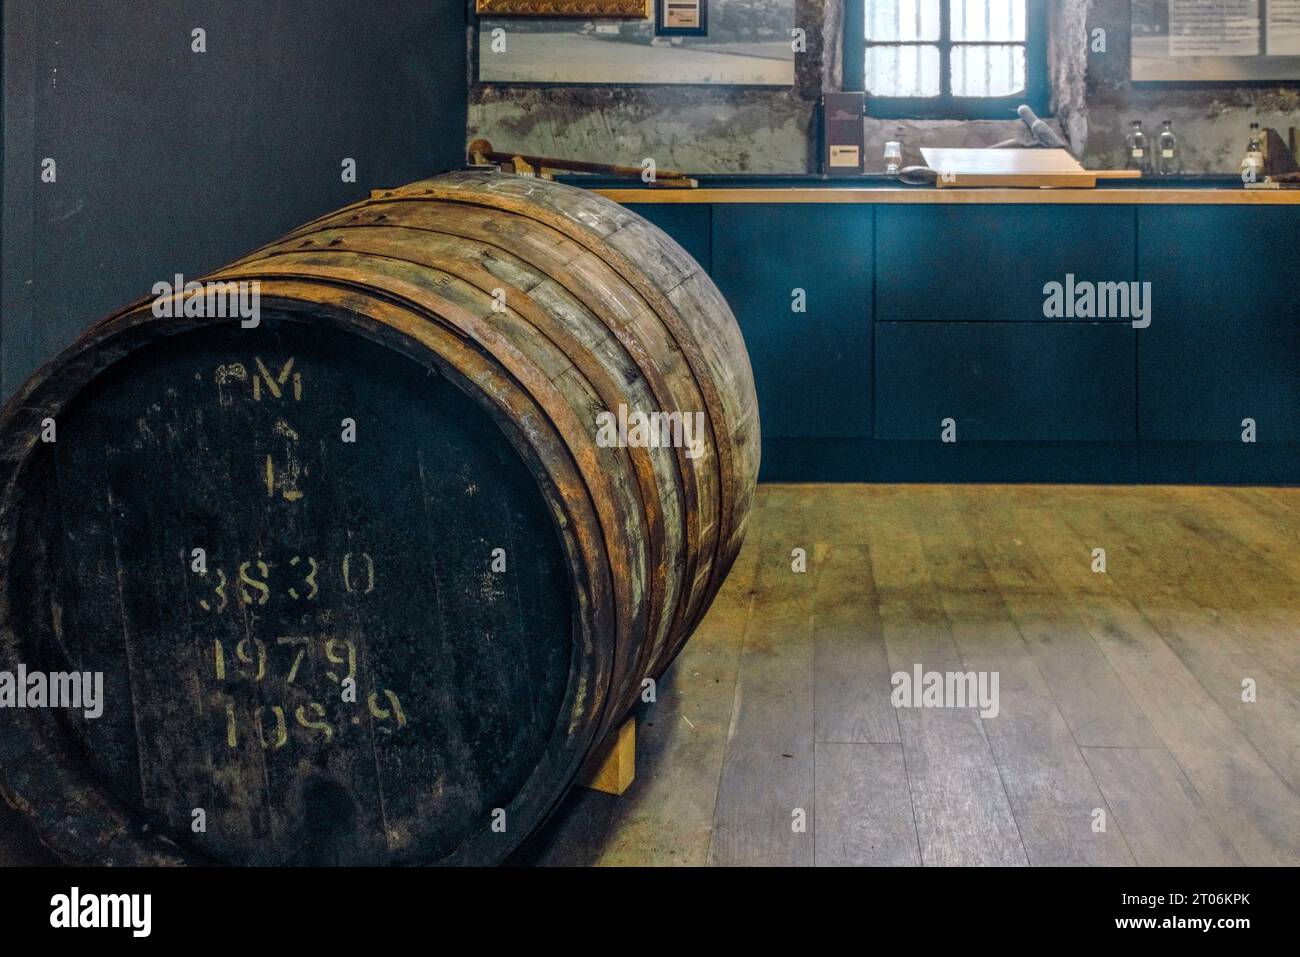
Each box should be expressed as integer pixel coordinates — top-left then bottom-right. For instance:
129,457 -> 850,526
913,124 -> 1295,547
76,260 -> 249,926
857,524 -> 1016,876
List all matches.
843,0 -> 1049,120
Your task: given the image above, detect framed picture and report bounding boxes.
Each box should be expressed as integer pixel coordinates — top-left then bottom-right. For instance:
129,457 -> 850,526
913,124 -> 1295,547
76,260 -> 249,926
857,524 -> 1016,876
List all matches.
1132,0 -> 1300,82
656,0 -> 708,37
475,0 -> 652,17
477,0 -> 795,86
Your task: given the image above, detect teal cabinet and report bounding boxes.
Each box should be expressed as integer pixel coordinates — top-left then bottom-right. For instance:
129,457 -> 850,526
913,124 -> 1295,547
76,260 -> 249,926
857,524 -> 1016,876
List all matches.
1138,206 -> 1300,443
595,186 -> 1296,483
710,205 -> 872,439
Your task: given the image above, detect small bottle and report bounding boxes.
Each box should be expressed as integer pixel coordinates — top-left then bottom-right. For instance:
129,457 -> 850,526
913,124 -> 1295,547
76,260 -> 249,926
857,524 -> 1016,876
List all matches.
1125,120 -> 1150,174
1157,120 -> 1182,176
1241,122 -> 1264,181
884,141 -> 902,176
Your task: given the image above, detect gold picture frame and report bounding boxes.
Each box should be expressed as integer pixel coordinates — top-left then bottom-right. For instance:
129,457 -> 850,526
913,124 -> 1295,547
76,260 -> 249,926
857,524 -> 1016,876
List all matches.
475,0 -> 651,18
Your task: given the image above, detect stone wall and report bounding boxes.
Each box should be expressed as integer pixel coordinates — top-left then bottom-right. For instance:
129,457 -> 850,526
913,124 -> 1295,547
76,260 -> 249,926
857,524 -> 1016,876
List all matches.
1080,0 -> 1300,171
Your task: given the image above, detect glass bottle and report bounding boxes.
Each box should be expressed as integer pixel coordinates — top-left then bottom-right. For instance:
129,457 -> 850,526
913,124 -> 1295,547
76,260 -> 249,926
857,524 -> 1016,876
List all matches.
1125,120 -> 1151,174
1157,120 -> 1182,176
1241,122 -> 1264,181
884,141 -> 902,176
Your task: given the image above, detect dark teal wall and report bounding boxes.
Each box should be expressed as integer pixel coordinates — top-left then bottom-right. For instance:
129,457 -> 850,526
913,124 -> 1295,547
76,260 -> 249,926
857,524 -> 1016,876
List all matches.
2,0 -> 468,398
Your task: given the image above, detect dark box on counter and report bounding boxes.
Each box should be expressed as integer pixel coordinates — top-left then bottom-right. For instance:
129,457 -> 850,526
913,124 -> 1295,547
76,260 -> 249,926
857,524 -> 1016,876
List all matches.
820,92 -> 865,176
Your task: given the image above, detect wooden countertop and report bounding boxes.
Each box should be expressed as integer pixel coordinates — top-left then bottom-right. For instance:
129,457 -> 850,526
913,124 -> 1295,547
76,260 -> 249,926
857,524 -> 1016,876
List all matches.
594,187 -> 1300,205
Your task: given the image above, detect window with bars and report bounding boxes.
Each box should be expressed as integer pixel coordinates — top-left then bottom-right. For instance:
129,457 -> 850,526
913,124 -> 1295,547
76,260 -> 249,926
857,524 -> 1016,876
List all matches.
846,0 -> 1047,120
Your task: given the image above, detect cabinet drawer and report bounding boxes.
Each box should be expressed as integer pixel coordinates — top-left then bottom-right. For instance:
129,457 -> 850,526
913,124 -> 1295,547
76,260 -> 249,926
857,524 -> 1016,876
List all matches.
876,205 -> 1137,323
876,322 -> 1136,441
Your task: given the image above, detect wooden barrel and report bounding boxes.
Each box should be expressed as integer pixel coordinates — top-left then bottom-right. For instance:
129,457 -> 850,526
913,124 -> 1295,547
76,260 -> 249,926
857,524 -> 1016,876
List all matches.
0,171 -> 759,865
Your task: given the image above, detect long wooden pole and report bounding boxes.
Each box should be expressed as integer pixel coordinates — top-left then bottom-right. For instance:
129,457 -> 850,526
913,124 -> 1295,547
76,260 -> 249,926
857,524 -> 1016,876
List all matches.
467,139 -> 694,184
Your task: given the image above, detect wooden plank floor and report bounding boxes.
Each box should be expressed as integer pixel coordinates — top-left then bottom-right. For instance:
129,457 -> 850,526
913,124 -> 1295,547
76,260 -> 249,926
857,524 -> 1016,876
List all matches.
1,484 -> 1295,866
517,484 -> 1300,867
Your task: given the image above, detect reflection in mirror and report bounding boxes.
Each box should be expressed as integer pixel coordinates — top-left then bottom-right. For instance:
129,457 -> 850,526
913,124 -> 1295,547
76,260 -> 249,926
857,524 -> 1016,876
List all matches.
478,0 -> 796,85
